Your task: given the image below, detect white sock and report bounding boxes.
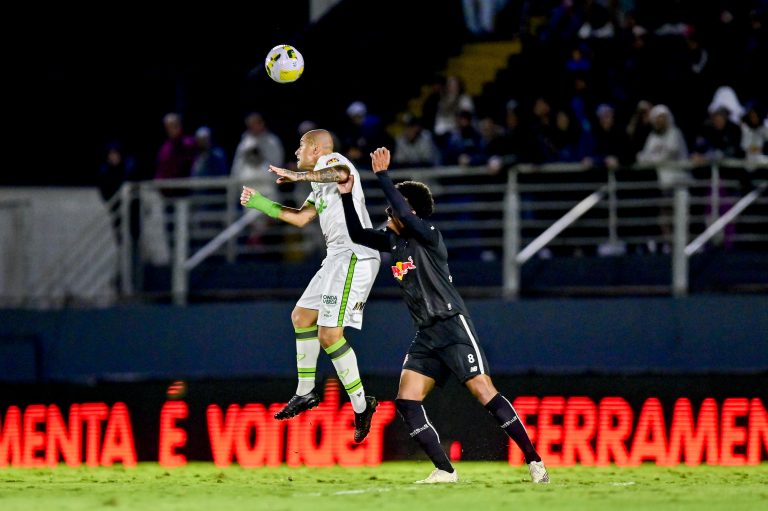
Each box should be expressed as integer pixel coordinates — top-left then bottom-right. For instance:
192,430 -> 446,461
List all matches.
295,326 -> 320,396
324,337 -> 366,413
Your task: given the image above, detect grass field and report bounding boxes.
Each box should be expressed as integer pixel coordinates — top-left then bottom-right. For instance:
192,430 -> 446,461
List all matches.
1,462 -> 766,511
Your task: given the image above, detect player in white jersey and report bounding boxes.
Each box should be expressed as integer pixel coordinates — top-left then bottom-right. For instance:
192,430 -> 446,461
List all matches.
240,129 -> 380,442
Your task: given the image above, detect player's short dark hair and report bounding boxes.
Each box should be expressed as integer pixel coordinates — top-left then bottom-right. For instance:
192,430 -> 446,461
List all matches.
395,181 -> 434,218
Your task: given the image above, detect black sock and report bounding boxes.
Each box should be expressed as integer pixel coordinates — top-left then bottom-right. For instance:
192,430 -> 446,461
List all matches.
485,393 -> 541,463
395,399 -> 454,473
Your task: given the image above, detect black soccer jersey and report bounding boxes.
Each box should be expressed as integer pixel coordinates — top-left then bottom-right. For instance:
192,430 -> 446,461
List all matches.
340,172 -> 469,327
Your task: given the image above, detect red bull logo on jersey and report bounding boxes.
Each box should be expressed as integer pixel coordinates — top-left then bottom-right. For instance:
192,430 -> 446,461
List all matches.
391,257 -> 416,281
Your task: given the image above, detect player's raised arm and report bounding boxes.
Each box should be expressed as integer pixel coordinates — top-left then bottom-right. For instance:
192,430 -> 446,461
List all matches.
337,176 -> 391,252
240,186 -> 317,228
269,164 -> 350,184
370,148 -> 439,245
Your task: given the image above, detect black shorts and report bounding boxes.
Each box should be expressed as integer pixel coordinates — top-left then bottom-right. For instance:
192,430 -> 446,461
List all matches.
402,313 -> 490,386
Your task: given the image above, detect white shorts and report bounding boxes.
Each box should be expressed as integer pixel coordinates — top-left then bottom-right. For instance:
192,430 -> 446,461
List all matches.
296,251 -> 380,330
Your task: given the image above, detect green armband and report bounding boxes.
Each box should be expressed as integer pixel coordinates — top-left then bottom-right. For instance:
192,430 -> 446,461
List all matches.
245,191 -> 281,219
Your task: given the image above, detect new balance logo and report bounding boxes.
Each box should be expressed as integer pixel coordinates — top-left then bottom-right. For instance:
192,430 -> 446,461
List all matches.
409,424 -> 430,437
500,416 -> 519,429
352,301 -> 366,311
470,366 -> 478,372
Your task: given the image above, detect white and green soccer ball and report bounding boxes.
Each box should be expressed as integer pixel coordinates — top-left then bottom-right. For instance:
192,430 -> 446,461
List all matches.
264,44 -> 304,83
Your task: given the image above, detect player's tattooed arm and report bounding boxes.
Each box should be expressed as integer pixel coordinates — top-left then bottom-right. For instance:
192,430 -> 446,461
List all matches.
269,165 -> 350,184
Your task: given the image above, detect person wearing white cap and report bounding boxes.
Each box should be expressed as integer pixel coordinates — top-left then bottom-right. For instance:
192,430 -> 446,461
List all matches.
637,104 -> 689,188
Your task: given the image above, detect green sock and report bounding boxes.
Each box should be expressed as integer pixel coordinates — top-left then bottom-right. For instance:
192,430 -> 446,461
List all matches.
324,337 -> 366,413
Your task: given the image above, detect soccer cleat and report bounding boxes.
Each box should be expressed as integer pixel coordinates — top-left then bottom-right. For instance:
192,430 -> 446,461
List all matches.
528,460 -> 550,484
353,396 -> 378,443
273,390 -> 321,420
415,468 -> 459,484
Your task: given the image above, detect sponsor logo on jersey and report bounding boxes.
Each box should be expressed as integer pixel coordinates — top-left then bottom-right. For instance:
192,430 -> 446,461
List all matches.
325,157 -> 340,165
322,294 -> 338,305
391,256 -> 416,280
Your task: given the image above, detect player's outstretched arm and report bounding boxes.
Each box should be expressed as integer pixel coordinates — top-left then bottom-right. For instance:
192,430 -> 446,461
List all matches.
369,148 -> 438,245
269,164 -> 350,184
240,186 -> 317,228
337,176 -> 391,252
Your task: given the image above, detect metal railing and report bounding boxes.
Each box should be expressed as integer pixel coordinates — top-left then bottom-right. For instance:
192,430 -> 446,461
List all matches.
3,159 -> 766,308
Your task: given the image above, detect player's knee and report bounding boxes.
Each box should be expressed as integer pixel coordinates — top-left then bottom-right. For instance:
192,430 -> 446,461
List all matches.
317,328 -> 343,348
466,375 -> 497,403
290,308 -> 313,329
395,398 -> 421,420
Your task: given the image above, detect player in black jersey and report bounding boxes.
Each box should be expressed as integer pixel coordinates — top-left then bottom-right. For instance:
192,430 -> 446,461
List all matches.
338,147 -> 549,484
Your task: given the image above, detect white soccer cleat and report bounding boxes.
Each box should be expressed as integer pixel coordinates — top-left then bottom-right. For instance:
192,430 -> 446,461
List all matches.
415,468 -> 459,484
528,460 -> 550,484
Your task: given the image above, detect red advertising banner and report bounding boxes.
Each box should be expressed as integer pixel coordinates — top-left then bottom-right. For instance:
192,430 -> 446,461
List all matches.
1,380 -> 766,468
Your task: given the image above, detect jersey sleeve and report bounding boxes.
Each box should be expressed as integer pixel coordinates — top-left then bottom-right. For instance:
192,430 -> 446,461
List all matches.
314,152 -> 349,170
304,190 -> 316,206
340,193 -> 391,252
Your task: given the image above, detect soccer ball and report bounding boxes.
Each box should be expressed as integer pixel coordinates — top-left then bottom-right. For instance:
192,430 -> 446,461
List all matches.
264,44 -> 304,83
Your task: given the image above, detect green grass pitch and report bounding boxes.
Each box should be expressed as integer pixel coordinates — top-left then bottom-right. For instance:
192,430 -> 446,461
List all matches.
1,462 -> 766,511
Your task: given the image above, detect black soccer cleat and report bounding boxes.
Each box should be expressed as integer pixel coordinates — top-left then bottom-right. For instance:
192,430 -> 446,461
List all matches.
274,390 -> 321,420
353,396 -> 378,443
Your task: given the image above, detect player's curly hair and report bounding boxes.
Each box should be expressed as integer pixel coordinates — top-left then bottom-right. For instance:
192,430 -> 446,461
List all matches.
395,181 -> 435,218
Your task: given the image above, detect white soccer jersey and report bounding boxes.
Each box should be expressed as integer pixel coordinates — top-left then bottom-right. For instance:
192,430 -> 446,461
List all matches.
305,152 -> 380,260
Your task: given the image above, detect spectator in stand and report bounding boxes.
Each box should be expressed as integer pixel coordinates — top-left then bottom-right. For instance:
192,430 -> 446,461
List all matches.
486,99 -> 532,172
433,76 -> 475,148
581,103 -> 631,169
420,76 -> 445,139
530,97 -> 556,163
190,126 -> 228,178
340,101 -> 387,166
636,104 -> 689,253
97,142 -> 138,203
155,113 -> 196,194
708,86 -> 745,125
741,105 -> 768,166
550,109 -> 584,163
692,107 -> 744,163
231,112 -> 285,250
626,99 -> 653,158
393,115 -> 439,168
477,116 -> 505,164
443,110 -> 483,166
97,142 -> 140,246
462,0 -> 510,37
231,112 -> 284,199
637,104 -> 689,188
577,0 -> 616,40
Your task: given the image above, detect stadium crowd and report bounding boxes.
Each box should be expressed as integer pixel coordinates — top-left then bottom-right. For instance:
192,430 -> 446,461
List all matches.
99,0 -> 767,196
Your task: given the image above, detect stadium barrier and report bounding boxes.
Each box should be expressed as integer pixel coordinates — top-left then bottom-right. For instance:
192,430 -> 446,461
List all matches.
2,159 -> 765,307
1,375 -> 766,467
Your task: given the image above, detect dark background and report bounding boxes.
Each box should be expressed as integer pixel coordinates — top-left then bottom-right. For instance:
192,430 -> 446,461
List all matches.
12,1 -> 466,186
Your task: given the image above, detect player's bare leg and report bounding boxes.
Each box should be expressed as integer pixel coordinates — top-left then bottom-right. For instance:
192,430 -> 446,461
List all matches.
465,374 -> 549,483
274,307 -> 321,420
396,370 -> 457,483
319,325 -> 377,442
